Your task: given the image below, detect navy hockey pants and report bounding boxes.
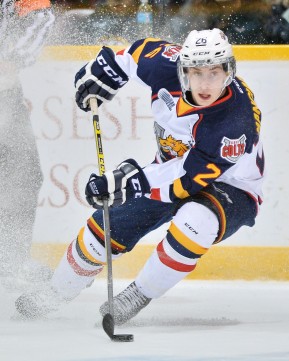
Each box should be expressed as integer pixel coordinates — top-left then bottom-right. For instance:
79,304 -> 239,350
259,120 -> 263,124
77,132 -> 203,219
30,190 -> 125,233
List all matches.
88,182 -> 258,254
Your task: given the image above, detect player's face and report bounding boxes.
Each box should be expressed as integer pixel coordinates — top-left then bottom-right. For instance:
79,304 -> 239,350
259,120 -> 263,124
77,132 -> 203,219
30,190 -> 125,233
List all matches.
188,65 -> 227,107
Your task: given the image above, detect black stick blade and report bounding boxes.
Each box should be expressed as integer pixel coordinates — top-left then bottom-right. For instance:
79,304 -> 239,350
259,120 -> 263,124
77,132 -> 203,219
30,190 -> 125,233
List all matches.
102,313 -> 134,342
112,334 -> 134,342
102,313 -> 114,339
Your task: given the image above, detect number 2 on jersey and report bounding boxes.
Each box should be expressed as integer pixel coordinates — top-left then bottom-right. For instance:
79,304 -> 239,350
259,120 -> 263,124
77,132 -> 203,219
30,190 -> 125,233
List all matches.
193,163 -> 221,187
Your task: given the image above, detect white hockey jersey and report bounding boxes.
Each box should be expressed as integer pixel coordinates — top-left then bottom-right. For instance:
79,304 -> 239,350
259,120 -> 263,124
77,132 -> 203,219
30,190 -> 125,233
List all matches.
113,38 -> 265,206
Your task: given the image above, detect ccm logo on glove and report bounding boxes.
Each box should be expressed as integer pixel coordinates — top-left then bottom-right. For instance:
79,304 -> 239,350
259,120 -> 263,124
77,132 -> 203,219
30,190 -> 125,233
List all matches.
131,178 -> 142,198
75,47 -> 128,112
96,54 -> 127,86
87,179 -> 102,196
85,159 -> 150,209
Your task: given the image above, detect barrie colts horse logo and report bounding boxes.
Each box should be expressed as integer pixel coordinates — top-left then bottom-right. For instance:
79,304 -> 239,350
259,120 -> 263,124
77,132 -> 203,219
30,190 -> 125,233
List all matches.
221,134 -> 246,163
159,135 -> 188,157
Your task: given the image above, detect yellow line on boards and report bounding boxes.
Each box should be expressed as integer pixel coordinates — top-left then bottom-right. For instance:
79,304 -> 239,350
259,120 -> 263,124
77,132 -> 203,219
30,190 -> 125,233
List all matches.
31,244 -> 289,281
40,45 -> 289,61
233,45 -> 289,60
40,45 -> 123,61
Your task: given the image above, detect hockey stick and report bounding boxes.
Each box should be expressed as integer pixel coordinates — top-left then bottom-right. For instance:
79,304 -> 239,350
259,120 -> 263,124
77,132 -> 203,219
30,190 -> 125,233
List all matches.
90,98 -> 134,342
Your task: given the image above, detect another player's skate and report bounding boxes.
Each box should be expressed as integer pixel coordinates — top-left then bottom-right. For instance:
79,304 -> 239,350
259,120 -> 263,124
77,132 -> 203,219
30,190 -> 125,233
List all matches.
15,285 -> 70,319
99,282 -> 151,325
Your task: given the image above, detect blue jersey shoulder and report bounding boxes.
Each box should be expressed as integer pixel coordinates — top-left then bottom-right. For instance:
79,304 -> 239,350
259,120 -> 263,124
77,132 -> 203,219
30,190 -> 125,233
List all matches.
193,77 -> 261,162
128,38 -> 181,94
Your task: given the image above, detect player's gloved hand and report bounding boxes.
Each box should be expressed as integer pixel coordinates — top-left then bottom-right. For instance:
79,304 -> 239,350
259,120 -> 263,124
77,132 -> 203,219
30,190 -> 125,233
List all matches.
74,46 -> 129,112
85,159 -> 150,209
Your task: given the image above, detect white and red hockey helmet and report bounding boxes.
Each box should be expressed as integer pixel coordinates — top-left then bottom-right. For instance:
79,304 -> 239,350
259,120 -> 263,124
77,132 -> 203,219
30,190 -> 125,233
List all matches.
178,28 -> 236,98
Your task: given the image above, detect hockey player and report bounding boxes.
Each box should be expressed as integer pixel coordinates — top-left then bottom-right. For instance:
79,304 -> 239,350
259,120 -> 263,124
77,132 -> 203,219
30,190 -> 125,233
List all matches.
16,29 -> 265,323
0,0 -> 55,287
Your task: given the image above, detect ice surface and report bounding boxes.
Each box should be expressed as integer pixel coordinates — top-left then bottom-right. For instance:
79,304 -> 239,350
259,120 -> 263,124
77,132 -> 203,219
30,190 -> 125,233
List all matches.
1,279 -> 289,361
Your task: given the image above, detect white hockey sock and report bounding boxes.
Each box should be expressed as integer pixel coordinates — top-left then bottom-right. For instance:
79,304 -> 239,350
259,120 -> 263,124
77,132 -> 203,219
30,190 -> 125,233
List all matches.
135,201 -> 219,299
135,238 -> 197,299
50,223 -> 123,300
51,238 -> 103,300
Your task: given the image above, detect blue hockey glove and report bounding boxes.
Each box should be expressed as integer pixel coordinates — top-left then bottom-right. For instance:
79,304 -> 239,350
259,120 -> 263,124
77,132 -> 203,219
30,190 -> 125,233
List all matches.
75,46 -> 128,112
85,159 -> 150,209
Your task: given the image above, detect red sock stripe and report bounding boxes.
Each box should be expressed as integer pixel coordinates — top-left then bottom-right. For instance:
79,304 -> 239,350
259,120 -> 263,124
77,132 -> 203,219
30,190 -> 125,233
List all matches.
67,242 -> 103,277
157,241 -> 196,272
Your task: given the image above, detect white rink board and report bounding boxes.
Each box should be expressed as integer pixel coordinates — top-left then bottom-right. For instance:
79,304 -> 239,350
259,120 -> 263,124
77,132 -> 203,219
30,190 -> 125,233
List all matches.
19,58 -> 289,246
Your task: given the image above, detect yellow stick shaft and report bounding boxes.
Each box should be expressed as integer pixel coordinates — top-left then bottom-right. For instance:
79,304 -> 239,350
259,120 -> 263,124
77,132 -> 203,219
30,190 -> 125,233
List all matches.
89,98 -> 114,318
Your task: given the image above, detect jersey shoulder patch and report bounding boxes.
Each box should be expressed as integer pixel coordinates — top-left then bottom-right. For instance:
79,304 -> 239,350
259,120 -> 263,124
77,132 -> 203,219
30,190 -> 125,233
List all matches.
128,38 -> 181,65
161,44 -> 182,62
220,134 -> 247,163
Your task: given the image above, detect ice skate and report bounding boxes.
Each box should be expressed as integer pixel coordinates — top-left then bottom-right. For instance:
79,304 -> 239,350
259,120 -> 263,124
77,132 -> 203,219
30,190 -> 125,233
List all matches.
99,282 -> 151,325
15,285 -> 70,319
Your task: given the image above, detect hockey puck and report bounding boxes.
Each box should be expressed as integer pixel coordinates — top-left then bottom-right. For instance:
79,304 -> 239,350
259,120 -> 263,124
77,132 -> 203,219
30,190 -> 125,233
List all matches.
112,334 -> 134,342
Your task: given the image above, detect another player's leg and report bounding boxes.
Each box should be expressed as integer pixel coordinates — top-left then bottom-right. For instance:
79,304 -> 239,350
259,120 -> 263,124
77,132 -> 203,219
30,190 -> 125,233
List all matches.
100,201 -> 219,324
0,88 -> 49,290
15,223 -> 120,318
